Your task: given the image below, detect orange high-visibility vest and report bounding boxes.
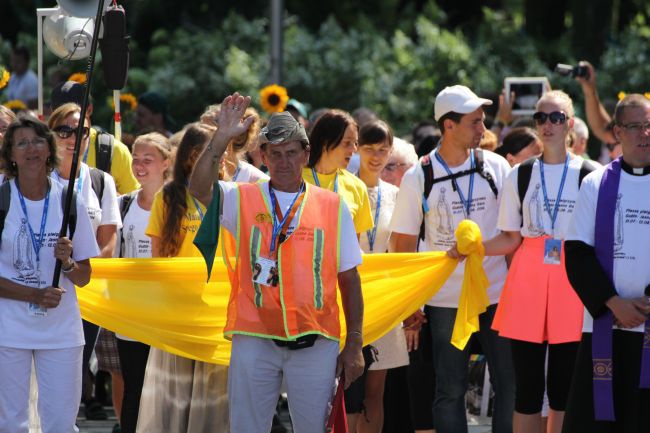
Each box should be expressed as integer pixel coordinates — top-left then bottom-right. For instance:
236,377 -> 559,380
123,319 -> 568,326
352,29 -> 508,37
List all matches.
222,182 -> 343,341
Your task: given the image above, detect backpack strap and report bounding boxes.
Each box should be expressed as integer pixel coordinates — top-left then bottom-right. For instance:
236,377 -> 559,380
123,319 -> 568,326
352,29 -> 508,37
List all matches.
89,167 -> 105,204
0,182 -> 12,248
474,149 -> 499,199
118,191 -> 138,258
517,157 -> 536,215
94,128 -> 114,173
61,186 -> 78,240
419,155 -> 435,243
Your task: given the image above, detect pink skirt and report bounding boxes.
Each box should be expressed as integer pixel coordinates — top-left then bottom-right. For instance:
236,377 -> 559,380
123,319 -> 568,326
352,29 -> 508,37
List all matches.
492,236 -> 583,344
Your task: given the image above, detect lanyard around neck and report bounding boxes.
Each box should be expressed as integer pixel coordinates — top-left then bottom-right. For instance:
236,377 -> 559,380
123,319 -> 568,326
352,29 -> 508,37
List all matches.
311,167 -> 338,193
16,180 -> 51,267
269,182 -> 306,254
434,150 -> 475,218
539,154 -> 570,235
191,196 -> 205,221
367,184 -> 382,252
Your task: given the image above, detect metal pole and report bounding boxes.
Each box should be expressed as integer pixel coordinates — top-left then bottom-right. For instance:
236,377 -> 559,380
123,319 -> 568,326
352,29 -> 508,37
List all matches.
36,8 -> 59,120
52,0 -> 105,287
270,0 -> 284,84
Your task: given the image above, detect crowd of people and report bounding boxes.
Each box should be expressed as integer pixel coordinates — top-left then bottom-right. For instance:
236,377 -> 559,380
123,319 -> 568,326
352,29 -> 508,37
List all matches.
0,51 -> 648,433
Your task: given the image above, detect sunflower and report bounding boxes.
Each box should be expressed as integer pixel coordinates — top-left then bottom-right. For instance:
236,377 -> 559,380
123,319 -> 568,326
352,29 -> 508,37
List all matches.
3,100 -> 27,111
0,67 -> 9,90
260,84 -> 289,114
110,93 -> 138,111
68,72 -> 87,84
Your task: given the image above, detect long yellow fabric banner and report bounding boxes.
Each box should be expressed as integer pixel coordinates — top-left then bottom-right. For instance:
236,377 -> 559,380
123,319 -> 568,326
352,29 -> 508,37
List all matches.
78,221 -> 488,364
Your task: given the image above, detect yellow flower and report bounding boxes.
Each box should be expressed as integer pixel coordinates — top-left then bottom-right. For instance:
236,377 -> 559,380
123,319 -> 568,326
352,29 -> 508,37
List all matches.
110,93 -> 138,111
0,68 -> 10,90
260,84 -> 289,114
3,100 -> 27,111
618,91 -> 626,101
68,72 -> 87,84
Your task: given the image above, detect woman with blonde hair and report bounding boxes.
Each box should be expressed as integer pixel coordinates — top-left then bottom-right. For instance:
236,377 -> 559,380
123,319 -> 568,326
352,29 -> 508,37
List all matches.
485,90 -> 595,433
114,132 -> 172,433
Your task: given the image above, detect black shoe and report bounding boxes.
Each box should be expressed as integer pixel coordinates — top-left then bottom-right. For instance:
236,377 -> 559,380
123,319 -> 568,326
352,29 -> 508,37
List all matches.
270,414 -> 287,433
84,399 -> 108,421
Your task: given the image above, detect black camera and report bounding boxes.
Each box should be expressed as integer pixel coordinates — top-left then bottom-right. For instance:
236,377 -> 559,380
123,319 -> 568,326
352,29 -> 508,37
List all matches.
554,63 -> 589,79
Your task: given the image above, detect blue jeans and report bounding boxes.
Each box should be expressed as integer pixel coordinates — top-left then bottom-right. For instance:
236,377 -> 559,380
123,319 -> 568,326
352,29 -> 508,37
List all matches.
425,304 -> 515,433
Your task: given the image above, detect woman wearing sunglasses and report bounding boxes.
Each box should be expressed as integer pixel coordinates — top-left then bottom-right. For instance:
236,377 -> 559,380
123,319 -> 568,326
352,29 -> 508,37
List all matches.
47,103 -> 123,423
0,115 -> 98,432
483,90 -> 594,433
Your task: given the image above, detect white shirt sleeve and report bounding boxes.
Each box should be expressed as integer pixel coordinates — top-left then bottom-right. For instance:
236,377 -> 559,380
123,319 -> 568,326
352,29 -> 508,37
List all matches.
338,200 -> 362,272
99,172 -> 122,229
219,181 -> 238,235
389,164 -> 423,236
497,167 -> 523,232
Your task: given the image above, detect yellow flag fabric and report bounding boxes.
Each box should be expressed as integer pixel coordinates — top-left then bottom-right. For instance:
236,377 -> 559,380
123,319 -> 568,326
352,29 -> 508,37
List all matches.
78,220 -> 489,364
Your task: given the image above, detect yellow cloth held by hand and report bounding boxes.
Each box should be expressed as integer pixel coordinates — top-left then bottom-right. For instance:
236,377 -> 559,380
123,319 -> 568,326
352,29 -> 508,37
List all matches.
451,220 -> 490,350
77,220 -> 488,364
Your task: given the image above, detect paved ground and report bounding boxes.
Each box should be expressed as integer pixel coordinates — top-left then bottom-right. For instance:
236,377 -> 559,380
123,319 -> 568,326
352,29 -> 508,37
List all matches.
74,407 -> 492,433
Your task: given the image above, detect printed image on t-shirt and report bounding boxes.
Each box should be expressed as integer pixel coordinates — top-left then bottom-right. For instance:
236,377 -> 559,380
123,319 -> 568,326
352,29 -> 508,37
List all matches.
614,193 -> 624,252
434,187 -> 454,239
13,219 -> 36,279
527,183 -> 545,236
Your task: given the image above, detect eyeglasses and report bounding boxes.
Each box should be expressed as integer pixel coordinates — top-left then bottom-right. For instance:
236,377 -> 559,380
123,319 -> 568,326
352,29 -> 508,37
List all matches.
383,162 -> 408,172
533,111 -> 567,125
618,122 -> 650,133
15,138 -> 48,149
53,125 -> 90,139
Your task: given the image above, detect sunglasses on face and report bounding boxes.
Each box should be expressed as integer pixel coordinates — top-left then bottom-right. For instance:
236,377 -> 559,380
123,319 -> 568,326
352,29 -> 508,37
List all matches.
533,111 -> 567,126
53,125 -> 90,139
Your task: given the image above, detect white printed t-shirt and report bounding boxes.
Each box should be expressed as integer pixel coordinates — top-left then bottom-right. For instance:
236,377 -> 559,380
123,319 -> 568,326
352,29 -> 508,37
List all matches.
0,179 -> 100,349
390,149 -> 511,307
52,162 -> 122,234
498,156 -> 585,238
566,166 -> 650,334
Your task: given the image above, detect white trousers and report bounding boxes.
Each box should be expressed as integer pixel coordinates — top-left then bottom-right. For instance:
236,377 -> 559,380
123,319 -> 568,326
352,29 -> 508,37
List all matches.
228,335 -> 339,433
0,346 -> 82,433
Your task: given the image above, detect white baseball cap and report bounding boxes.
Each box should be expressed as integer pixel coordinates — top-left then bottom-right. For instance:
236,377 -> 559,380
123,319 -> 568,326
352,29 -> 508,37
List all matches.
434,85 -> 492,121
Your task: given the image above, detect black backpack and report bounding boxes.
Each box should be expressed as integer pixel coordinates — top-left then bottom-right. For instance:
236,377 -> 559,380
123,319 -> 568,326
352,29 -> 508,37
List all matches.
0,180 -> 78,247
418,149 -> 498,242
516,157 -> 596,219
117,191 -> 138,258
92,127 -> 114,174
88,167 -> 105,203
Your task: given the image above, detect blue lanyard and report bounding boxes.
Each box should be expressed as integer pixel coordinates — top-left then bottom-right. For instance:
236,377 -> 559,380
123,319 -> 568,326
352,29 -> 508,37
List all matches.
311,168 -> 338,193
16,181 -> 51,268
82,145 -> 89,164
191,196 -> 204,221
269,182 -> 305,253
232,163 -> 242,182
539,154 -> 570,235
434,150 -> 475,218
367,185 -> 382,252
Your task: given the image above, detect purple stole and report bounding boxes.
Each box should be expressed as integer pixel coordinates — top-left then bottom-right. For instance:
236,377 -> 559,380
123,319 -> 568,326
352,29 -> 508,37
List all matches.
593,157 -> 650,421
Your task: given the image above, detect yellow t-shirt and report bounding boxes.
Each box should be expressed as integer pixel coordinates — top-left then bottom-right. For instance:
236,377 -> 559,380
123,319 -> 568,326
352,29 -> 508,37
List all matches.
302,167 -> 374,233
88,128 -> 140,194
145,188 -> 206,258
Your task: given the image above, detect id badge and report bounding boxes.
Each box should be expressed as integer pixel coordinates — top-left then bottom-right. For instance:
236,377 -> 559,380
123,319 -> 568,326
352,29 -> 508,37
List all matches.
28,271 -> 47,317
253,256 -> 279,287
543,238 -> 562,265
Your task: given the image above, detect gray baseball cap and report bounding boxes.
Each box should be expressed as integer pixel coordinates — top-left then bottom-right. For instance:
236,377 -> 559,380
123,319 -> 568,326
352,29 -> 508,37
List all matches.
258,111 -> 309,147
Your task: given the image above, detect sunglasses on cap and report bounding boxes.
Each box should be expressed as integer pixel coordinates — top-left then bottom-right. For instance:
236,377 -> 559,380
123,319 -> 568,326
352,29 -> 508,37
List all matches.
53,125 -> 90,139
533,111 -> 567,126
